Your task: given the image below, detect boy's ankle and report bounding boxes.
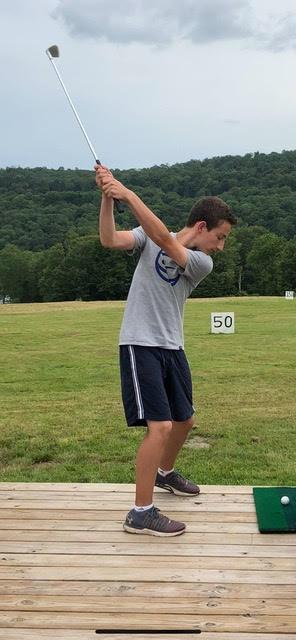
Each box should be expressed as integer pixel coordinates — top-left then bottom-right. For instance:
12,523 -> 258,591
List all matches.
134,503 -> 153,512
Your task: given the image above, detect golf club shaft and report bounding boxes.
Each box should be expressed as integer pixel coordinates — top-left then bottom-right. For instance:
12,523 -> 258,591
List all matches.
46,52 -> 123,213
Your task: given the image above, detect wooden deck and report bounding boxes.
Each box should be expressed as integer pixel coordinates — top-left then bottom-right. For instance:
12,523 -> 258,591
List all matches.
0,483 -> 295,640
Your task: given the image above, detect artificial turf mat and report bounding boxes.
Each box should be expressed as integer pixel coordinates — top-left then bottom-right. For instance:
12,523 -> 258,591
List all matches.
253,487 -> 296,533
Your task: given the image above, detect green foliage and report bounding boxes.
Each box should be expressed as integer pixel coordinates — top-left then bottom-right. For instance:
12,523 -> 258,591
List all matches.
34,234 -> 136,302
246,233 -> 286,295
1,150 -> 296,301
279,236 -> 296,291
37,243 -> 66,301
60,235 -> 135,301
0,244 -> 36,302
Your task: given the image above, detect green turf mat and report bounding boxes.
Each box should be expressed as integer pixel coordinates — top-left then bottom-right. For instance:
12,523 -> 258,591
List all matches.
253,487 -> 296,533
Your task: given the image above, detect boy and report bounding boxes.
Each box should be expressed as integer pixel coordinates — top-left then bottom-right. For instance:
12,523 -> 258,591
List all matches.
96,166 -> 236,536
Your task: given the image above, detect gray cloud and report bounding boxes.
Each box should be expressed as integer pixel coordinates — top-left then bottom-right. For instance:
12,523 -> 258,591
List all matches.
52,0 -> 256,47
261,13 -> 296,52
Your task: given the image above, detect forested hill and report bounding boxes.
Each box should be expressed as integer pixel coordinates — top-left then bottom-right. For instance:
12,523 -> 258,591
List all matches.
1,149 -> 296,252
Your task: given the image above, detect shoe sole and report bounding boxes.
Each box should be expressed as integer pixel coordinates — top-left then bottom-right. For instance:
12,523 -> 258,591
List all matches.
156,482 -> 200,497
123,524 -> 186,536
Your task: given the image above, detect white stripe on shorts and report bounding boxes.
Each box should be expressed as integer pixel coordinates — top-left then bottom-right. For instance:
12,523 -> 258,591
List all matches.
128,346 -> 145,420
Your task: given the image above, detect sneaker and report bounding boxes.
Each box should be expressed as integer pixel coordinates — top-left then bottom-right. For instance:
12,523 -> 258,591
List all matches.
155,470 -> 200,496
123,506 -> 186,537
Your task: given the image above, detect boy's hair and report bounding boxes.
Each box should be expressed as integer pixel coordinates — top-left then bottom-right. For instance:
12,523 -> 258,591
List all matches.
186,196 -> 237,230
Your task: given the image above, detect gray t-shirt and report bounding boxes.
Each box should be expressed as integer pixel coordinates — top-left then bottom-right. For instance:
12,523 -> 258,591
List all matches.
119,226 -> 213,349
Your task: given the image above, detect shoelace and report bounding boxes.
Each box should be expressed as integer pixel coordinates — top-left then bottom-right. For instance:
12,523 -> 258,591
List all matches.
147,506 -> 172,527
149,506 -> 160,518
171,471 -> 188,486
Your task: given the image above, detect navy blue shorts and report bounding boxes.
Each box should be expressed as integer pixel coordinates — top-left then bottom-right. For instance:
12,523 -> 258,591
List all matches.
120,345 -> 194,426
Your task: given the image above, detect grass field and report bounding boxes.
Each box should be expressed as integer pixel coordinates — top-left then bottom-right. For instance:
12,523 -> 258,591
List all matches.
0,297 -> 295,485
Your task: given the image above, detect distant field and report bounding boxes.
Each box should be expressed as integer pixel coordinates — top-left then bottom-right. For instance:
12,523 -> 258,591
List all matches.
0,297 -> 295,485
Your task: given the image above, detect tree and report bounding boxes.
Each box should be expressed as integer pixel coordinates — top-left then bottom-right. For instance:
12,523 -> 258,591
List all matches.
61,235 -> 135,301
2,150 -> 296,252
279,235 -> 296,292
246,233 -> 286,295
233,225 -> 267,293
37,244 -> 66,301
0,244 -> 31,302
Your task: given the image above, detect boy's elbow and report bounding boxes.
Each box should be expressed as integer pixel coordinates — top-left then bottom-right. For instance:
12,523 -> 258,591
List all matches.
99,235 -> 112,248
159,230 -> 175,251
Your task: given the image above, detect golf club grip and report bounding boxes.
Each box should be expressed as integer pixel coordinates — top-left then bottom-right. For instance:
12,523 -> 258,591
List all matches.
114,198 -> 124,213
96,159 -> 124,213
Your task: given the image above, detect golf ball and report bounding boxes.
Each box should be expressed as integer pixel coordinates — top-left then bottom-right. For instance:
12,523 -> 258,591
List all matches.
281,496 -> 290,505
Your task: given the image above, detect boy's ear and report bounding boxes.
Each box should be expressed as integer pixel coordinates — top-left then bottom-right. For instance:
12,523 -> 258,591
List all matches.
195,220 -> 207,233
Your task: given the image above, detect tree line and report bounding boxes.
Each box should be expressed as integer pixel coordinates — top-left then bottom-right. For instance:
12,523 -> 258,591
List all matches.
0,226 -> 295,303
0,150 -> 296,302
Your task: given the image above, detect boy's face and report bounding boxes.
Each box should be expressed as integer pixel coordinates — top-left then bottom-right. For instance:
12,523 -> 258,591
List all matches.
197,221 -> 232,255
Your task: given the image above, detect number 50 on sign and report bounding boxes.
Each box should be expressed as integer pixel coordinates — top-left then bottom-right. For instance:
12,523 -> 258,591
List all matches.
211,312 -> 235,334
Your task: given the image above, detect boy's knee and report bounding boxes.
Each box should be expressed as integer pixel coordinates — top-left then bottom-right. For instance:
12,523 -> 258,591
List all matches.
186,416 -> 195,430
178,416 -> 195,433
148,420 -> 173,441
159,421 -> 173,438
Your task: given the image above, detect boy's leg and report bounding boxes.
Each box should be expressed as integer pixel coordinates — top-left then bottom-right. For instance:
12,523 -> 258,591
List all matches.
156,416 -> 200,496
135,420 -> 172,506
120,346 -> 186,534
124,419 -> 186,536
153,350 -> 199,496
159,416 -> 194,471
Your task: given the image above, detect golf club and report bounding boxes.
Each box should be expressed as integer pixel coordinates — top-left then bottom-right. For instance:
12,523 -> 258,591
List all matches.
46,45 -> 123,213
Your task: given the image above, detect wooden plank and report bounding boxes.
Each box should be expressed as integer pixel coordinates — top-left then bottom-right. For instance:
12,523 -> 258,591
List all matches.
0,509 -> 258,522
201,636 -> 296,640
0,566 -> 295,583
2,528 -> 295,545
1,611 -> 296,632
1,579 -> 296,599
0,542 -> 295,557
1,634 -> 292,640
0,633 -> 96,640
0,633 -> 294,640
0,483 -> 256,493
0,530 -> 256,544
0,594 -> 295,615
0,632 -> 203,640
0,518 -> 260,533
0,632 -> 199,640
0,500 -> 257,512
3,530 -> 296,545
0,553 -> 295,571
0,491 -> 256,503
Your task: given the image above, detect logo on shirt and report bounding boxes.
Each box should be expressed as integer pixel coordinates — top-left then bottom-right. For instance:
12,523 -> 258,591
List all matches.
155,250 -> 180,286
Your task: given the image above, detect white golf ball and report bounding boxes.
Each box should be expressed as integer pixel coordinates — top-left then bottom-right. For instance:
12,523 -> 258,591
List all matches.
281,496 -> 290,505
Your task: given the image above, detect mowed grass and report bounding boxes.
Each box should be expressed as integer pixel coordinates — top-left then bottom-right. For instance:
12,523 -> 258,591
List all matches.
0,297 -> 295,485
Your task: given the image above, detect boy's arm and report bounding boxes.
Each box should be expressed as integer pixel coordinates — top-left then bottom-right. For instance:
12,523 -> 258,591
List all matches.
97,168 -> 188,268
97,174 -> 135,251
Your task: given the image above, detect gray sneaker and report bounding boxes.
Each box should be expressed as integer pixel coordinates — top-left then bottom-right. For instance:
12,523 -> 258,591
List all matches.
123,506 -> 186,536
155,470 -> 200,496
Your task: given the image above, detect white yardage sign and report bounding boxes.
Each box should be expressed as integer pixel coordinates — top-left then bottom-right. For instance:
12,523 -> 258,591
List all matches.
211,312 -> 235,334
285,291 -> 294,299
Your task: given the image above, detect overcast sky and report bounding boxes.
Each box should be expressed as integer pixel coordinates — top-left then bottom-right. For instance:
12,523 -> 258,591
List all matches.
2,0 -> 296,170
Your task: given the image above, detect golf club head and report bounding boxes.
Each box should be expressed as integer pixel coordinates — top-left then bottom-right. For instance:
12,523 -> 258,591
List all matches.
47,45 -> 59,58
